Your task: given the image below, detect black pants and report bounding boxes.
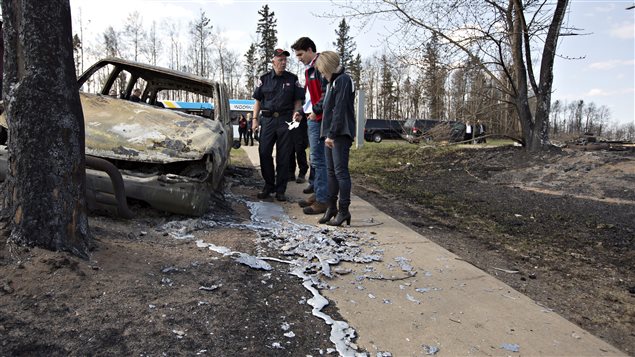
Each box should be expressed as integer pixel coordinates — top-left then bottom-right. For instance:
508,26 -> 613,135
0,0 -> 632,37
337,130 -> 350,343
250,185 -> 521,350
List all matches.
288,123 -> 309,179
245,129 -> 254,146
258,115 -> 292,194
238,128 -> 247,145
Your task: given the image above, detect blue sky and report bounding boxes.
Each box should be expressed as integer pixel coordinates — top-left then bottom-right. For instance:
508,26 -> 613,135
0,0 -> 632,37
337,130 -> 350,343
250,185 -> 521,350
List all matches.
70,0 -> 634,125
553,1 -> 634,126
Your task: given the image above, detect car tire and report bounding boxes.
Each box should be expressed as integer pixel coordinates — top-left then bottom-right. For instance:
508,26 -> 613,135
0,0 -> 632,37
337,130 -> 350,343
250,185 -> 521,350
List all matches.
372,133 -> 383,143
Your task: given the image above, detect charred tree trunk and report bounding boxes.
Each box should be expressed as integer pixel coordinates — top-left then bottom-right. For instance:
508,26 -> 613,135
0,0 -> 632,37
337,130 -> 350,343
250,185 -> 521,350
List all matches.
511,0 -> 569,151
1,0 -> 90,258
533,0 -> 569,150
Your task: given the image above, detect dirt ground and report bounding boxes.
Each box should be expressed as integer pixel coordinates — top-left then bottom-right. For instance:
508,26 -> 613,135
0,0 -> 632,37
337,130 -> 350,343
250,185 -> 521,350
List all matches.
351,143 -> 635,355
0,163 -> 349,356
0,144 -> 633,356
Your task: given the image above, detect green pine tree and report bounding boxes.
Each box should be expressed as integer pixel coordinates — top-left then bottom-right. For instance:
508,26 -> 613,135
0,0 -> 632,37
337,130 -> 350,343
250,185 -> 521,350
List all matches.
256,5 -> 278,74
349,53 -> 363,89
244,43 -> 258,93
423,34 -> 446,120
333,18 -> 356,68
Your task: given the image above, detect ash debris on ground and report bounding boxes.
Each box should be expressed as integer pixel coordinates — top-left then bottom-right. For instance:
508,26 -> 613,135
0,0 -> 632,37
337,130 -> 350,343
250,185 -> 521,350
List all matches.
158,193 -> 384,356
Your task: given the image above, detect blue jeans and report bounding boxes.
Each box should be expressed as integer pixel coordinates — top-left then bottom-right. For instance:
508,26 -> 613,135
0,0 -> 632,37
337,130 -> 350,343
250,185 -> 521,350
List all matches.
325,136 -> 352,208
307,119 -> 328,203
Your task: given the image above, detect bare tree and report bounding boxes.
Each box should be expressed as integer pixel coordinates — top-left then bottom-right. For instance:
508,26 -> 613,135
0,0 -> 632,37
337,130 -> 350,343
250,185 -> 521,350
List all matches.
103,26 -> 122,58
550,99 -> 562,135
143,20 -> 161,65
123,11 -> 145,62
212,29 -> 227,84
1,0 -> 90,258
340,0 -> 571,151
362,56 -> 379,119
165,20 -> 182,72
189,9 -> 213,77
211,30 -> 241,97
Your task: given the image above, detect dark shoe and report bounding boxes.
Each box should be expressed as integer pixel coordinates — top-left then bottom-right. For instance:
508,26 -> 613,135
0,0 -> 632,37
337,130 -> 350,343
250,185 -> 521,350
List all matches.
303,201 -> 329,215
275,193 -> 287,202
298,194 -> 316,208
326,210 -> 351,226
318,206 -> 338,224
295,176 -> 306,184
303,185 -> 314,194
257,190 -> 272,199
287,176 -> 296,182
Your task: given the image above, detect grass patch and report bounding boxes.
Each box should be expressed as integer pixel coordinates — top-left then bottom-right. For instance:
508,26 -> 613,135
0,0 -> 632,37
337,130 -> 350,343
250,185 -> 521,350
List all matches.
350,143 -> 448,199
230,147 -> 252,167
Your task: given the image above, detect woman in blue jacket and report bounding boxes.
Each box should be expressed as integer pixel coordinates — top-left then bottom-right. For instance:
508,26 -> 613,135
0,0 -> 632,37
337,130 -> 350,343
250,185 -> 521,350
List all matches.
315,51 -> 356,226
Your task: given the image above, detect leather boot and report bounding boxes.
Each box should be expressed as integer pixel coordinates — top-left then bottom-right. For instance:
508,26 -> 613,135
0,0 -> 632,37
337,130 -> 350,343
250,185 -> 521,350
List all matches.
303,201 -> 328,215
298,194 -> 316,208
318,203 -> 338,224
326,206 -> 351,226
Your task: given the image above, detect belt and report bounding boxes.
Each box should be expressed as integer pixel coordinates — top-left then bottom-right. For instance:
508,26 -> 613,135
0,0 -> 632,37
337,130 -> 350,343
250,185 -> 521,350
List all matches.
261,110 -> 292,118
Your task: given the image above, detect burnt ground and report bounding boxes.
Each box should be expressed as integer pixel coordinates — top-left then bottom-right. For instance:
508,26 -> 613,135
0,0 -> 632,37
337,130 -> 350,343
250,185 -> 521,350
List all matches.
350,144 -> 635,354
0,161 -> 346,356
0,144 -> 633,356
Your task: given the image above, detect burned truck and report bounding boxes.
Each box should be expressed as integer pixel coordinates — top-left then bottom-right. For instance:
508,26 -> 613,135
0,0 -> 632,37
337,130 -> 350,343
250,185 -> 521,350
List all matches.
0,57 -> 233,216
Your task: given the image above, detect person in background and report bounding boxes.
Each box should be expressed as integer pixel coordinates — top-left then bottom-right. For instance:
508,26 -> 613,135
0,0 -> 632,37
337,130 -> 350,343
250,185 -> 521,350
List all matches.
315,51 -> 355,226
288,114 -> 309,184
245,113 -> 255,146
476,119 -> 487,143
130,88 -> 142,102
252,48 -> 305,202
238,114 -> 248,146
292,36 -> 329,215
464,121 -> 473,144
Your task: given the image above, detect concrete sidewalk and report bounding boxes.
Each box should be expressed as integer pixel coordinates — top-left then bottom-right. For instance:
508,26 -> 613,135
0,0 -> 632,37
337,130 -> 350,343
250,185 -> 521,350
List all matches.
240,145 -> 624,356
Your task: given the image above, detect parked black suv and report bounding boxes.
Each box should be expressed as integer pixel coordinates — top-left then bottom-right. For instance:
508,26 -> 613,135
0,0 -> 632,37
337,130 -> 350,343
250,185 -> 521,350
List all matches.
363,119 -> 405,143
403,118 -> 441,137
402,118 -> 462,142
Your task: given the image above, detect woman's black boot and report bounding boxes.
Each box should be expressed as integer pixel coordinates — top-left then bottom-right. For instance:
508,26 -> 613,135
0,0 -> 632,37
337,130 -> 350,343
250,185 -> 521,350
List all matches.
326,207 -> 351,226
319,204 -> 338,224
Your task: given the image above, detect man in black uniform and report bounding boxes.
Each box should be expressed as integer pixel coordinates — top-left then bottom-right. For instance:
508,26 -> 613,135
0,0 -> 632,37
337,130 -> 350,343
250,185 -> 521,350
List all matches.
252,48 -> 305,201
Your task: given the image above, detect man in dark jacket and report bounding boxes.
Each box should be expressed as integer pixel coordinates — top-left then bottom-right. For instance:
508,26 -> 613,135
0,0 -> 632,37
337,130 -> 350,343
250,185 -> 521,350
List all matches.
292,37 -> 329,215
251,48 -> 305,201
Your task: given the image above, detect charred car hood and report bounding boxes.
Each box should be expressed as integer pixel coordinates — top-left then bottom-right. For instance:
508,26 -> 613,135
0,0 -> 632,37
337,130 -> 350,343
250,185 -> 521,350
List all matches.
82,93 -> 226,163
0,93 -> 227,164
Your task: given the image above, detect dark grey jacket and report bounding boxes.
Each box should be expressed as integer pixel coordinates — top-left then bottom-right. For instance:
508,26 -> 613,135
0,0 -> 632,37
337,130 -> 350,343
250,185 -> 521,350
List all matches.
321,67 -> 356,140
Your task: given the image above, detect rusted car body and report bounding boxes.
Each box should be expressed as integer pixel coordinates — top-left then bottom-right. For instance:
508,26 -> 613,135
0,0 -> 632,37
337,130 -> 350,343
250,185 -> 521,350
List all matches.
0,57 -> 232,216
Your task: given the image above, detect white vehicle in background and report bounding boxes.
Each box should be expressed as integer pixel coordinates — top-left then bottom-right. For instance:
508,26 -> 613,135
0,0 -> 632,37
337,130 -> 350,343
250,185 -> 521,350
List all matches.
160,99 -> 256,148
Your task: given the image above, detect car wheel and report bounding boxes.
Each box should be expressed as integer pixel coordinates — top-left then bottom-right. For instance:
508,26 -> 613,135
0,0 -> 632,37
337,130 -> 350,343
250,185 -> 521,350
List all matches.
372,133 -> 383,143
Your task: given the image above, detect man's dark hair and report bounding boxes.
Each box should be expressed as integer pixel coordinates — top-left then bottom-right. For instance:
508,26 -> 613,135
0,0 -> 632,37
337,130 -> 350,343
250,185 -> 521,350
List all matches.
291,37 -> 316,52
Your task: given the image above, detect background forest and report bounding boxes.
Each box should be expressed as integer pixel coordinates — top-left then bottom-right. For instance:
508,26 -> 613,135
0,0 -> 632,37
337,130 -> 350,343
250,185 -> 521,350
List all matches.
70,4 -> 634,142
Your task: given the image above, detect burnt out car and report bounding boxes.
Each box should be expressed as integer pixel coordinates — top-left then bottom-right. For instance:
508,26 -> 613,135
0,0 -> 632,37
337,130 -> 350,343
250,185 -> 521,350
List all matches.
0,57 -> 233,216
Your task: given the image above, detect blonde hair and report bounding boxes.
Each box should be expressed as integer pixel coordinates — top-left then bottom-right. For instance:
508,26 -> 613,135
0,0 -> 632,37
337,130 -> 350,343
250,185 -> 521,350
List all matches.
315,51 -> 341,77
